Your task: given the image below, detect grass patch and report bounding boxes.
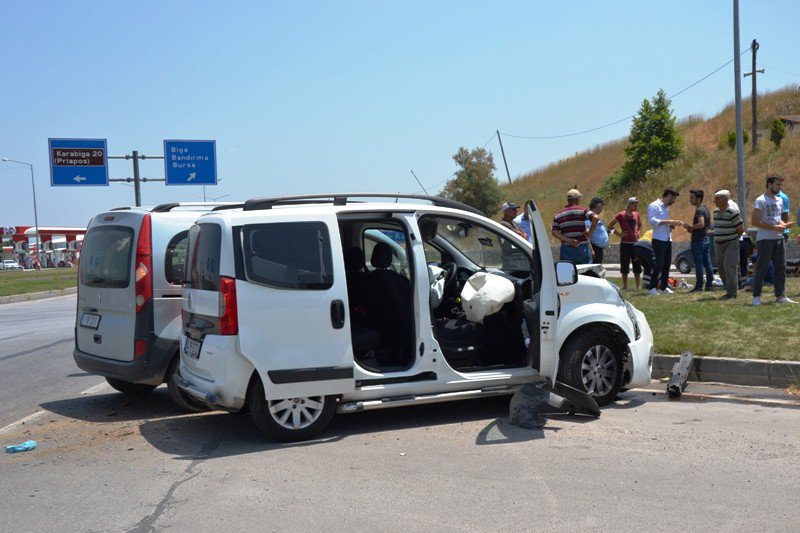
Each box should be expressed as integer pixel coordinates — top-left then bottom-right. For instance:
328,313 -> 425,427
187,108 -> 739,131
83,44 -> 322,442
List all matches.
0,268 -> 77,297
614,276 -> 800,361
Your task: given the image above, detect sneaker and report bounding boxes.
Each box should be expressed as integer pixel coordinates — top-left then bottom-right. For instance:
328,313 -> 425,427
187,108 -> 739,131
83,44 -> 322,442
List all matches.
776,296 -> 797,304
648,288 -> 659,296
689,287 -> 703,293
705,286 -> 714,292
752,296 -> 761,306
662,287 -> 674,294
720,294 -> 736,300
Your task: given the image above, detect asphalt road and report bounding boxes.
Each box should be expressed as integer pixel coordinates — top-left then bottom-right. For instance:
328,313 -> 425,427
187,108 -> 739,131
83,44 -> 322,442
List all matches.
2,296 -> 799,531
0,295 -> 101,428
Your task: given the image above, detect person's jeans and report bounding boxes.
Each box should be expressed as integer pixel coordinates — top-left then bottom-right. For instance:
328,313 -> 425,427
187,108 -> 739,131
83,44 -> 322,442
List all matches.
560,242 -> 592,264
590,243 -> 604,264
714,239 -> 740,296
651,239 -> 672,291
691,237 -> 714,289
753,239 -> 786,298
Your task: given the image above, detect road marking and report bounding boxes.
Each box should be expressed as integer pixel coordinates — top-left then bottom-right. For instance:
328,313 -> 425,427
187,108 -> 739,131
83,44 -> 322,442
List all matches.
0,381 -> 110,435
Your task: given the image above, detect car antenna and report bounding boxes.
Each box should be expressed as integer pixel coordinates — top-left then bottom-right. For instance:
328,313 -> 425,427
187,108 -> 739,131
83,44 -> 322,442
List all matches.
410,170 -> 429,195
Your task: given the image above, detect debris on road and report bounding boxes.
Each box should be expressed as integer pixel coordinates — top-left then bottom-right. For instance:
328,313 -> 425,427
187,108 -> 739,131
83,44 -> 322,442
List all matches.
5,440 -> 37,454
509,381 -> 600,429
668,351 -> 694,399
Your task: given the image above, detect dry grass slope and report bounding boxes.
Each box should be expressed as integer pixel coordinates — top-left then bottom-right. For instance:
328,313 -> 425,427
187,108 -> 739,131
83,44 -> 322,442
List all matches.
502,85 -> 800,242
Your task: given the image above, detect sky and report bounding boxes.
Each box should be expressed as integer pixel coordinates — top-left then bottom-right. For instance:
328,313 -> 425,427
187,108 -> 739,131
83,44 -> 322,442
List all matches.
2,0 -> 799,228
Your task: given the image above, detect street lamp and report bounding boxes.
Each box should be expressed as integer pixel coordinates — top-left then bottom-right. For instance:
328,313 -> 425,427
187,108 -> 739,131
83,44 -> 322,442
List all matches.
1,158 -> 41,268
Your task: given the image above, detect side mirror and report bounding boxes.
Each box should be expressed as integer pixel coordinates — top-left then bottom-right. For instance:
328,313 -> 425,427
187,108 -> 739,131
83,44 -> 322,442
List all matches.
555,261 -> 578,286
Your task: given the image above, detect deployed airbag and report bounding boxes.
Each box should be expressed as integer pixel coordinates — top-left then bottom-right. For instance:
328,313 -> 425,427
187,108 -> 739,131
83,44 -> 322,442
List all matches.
460,272 -> 515,323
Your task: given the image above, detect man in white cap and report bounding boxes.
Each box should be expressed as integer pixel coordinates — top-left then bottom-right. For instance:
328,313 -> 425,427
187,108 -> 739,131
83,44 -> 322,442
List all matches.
607,197 -> 643,290
499,201 -> 527,239
551,188 -> 599,264
712,189 -> 744,299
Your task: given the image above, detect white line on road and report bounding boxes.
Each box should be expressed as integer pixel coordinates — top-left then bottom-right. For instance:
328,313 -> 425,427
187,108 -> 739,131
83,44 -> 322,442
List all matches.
0,381 -> 110,435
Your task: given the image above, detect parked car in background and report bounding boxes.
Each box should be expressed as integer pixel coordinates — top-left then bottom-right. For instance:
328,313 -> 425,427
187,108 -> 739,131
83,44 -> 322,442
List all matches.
73,202 -> 235,411
674,235 -> 717,274
2,259 -> 22,270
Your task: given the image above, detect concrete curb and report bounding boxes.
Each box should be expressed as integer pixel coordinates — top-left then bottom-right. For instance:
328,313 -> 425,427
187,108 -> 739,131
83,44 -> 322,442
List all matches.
653,354 -> 800,388
0,286 -> 77,305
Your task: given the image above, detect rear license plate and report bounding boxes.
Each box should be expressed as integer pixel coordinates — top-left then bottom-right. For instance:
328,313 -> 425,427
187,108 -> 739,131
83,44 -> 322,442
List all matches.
183,337 -> 202,359
79,313 -> 101,329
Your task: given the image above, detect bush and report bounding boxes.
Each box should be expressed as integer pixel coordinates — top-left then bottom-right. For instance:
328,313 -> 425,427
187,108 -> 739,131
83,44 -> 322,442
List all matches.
770,118 -> 786,149
726,129 -> 749,150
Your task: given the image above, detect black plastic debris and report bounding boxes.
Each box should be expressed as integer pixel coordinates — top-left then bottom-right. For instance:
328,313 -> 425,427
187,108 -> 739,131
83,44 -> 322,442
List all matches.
667,351 -> 694,399
509,381 -> 600,429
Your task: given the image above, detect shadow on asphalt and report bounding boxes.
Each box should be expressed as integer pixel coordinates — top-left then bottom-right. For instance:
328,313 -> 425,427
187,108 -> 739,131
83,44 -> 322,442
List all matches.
38,392 -> 601,458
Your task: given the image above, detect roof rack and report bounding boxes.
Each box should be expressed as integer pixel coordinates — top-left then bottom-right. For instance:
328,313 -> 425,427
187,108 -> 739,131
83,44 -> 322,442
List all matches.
150,201 -> 237,213
237,193 -> 483,215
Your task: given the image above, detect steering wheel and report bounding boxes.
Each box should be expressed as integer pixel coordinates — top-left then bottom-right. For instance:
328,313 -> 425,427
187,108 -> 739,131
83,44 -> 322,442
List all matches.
438,262 -> 458,293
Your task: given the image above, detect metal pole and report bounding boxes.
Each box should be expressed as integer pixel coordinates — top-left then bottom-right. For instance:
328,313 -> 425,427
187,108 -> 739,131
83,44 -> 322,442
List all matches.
132,150 -> 142,207
751,39 -> 759,150
28,163 -> 41,268
733,0 -> 746,212
496,130 -> 512,184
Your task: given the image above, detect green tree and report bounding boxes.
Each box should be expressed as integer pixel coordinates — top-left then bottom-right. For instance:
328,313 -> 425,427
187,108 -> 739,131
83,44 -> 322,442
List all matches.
623,89 -> 683,183
770,117 -> 786,149
726,129 -> 749,150
441,147 -> 503,216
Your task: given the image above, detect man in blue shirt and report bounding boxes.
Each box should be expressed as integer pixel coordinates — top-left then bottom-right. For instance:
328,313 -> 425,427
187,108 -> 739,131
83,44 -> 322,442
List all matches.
586,197 -> 610,263
513,200 -> 533,242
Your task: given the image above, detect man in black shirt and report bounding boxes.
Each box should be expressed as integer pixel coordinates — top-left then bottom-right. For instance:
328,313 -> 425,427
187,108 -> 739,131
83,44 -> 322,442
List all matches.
683,189 -> 714,292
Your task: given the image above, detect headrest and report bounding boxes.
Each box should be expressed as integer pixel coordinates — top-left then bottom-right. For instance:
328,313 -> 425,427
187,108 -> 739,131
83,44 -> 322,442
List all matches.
344,247 -> 366,272
419,219 -> 438,242
370,242 -> 393,269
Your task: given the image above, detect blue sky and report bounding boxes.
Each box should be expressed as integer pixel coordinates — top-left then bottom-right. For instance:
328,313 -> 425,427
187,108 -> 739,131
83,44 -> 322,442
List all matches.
2,1 -> 799,227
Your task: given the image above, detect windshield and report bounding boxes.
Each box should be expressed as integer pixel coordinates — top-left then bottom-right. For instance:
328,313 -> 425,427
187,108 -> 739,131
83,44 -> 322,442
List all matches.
79,226 -> 134,288
424,216 -> 530,271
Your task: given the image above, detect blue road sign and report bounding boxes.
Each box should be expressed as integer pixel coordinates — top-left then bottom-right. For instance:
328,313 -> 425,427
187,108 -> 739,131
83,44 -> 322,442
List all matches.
48,138 -> 109,187
164,140 -> 217,186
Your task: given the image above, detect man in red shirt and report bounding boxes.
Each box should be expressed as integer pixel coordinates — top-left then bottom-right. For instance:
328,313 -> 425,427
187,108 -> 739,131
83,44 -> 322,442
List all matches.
607,197 -> 643,289
551,189 -> 599,264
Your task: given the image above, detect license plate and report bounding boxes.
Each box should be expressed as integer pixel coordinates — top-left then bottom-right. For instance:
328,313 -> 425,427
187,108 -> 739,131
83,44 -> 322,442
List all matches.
79,313 -> 101,329
183,337 -> 202,359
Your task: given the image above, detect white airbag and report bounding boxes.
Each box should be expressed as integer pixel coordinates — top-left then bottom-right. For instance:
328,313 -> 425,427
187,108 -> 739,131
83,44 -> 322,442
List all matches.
460,272 -> 516,323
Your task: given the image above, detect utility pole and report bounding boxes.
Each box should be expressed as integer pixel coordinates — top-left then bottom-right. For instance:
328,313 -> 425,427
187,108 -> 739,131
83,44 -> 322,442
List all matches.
733,0 -> 746,213
744,39 -> 764,150
496,130 -> 512,184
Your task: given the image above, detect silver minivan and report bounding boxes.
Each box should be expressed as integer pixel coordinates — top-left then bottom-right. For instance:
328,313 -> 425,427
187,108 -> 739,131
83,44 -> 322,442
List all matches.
74,202 -> 232,410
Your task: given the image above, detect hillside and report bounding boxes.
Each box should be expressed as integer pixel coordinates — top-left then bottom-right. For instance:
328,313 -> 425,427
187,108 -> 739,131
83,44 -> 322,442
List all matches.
502,85 -> 800,242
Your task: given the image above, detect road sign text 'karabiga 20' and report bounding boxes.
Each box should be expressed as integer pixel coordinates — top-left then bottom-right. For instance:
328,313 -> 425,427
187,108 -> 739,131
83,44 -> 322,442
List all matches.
48,138 -> 109,187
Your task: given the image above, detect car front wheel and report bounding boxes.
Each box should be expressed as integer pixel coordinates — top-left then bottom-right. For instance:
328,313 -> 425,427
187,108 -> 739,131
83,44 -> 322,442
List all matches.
560,329 -> 623,406
249,375 -> 336,442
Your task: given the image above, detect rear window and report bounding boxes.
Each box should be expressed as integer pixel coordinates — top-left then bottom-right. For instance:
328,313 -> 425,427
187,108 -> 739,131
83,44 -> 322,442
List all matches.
165,231 -> 189,285
243,222 -> 333,290
186,223 -> 222,291
80,226 -> 134,288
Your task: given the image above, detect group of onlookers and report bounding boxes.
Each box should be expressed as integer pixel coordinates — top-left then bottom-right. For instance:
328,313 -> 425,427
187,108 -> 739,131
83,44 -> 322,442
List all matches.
502,173 -> 796,305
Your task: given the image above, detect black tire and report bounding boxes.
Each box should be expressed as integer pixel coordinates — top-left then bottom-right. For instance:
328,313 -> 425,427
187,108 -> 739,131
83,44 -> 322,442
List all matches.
249,375 -> 336,442
559,329 -> 623,407
166,357 -> 210,413
105,377 -> 157,395
677,258 -> 691,274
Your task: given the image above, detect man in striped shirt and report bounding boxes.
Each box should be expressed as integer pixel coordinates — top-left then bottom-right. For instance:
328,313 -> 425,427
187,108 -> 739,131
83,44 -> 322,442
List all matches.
713,190 -> 744,300
551,188 -> 599,264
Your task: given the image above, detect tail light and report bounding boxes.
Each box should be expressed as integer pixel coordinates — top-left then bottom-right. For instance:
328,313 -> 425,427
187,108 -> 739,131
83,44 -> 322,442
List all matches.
135,214 -> 153,313
218,276 -> 238,335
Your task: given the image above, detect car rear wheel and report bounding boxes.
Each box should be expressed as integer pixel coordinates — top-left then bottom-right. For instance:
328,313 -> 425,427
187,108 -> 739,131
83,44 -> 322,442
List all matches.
560,329 -> 623,406
677,257 -> 691,274
249,375 -> 336,442
166,357 -> 209,412
105,377 -> 157,395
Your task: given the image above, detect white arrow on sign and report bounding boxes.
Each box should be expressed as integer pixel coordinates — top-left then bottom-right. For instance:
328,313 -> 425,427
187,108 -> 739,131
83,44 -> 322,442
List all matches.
188,172 -> 196,182
73,175 -> 86,183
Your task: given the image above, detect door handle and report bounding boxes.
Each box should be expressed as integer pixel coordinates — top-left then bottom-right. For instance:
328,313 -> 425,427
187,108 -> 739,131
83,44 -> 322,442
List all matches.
330,299 -> 345,329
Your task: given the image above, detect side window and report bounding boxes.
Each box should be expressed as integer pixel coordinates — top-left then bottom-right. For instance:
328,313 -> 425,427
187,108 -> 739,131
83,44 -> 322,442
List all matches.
423,242 -> 442,264
243,222 -> 333,290
165,231 -> 188,285
363,228 -> 409,278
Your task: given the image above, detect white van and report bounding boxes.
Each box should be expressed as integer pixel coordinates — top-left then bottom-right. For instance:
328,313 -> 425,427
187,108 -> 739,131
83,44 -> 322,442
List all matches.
176,194 -> 653,440
74,202 -> 234,410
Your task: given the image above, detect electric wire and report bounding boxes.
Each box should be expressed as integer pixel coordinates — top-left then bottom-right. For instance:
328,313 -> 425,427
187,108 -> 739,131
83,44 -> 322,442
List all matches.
758,64 -> 800,79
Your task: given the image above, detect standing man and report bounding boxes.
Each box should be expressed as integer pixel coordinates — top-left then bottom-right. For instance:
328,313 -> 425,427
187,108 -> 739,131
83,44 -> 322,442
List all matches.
499,201 -> 527,239
551,188 -> 599,265
751,175 -> 796,305
647,188 -> 684,294
608,197 -> 643,290
712,190 -> 744,300
514,200 -> 533,242
586,197 -> 610,264
683,189 -> 714,292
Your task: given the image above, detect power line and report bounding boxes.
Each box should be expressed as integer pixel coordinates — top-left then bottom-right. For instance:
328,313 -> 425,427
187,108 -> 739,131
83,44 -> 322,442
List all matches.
501,48 -> 751,141
758,64 -> 800,78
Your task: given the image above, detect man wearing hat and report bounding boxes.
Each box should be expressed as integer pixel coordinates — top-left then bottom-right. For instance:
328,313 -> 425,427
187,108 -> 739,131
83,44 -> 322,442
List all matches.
647,188 -> 684,294
608,197 -> 643,290
499,201 -> 527,239
712,189 -> 744,299
551,188 -> 599,264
